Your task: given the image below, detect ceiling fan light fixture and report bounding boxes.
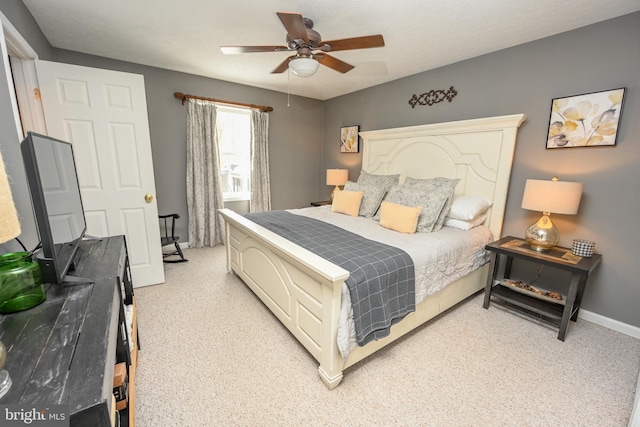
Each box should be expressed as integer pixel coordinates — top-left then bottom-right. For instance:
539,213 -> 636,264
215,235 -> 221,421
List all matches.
289,56 -> 319,77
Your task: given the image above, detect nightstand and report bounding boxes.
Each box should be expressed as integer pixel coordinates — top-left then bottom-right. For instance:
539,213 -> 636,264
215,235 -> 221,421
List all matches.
310,200 -> 332,206
482,236 -> 602,341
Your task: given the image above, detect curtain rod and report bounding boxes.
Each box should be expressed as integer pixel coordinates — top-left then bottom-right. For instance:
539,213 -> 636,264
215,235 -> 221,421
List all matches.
173,92 -> 273,112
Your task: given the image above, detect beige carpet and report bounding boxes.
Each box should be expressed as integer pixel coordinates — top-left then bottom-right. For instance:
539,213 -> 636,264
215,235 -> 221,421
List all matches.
134,246 -> 640,426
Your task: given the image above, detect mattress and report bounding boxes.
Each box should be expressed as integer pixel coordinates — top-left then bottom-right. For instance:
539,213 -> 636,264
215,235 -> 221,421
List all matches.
289,206 -> 493,359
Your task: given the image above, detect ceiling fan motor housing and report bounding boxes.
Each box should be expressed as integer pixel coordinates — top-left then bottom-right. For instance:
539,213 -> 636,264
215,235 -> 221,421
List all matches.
286,17 -> 321,50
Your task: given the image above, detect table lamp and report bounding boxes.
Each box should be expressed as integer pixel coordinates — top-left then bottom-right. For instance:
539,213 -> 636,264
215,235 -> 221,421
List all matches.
326,169 -> 348,201
0,149 -> 21,398
521,177 -> 583,252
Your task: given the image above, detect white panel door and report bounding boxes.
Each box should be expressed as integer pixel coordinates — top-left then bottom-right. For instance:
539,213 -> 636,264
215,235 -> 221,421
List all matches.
35,60 -> 164,287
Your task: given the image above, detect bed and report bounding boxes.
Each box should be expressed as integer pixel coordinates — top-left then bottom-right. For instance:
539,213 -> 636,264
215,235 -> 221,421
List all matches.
218,113 -> 526,389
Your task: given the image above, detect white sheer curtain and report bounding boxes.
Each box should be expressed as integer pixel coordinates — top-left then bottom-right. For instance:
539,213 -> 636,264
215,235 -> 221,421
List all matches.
186,99 -> 225,247
250,110 -> 271,213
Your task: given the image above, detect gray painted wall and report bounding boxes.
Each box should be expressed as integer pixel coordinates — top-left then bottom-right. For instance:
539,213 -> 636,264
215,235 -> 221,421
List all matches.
323,12 -> 640,327
1,1 -> 638,328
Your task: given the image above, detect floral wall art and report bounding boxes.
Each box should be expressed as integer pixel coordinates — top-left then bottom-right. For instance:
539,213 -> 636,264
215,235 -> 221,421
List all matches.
340,125 -> 359,153
546,87 -> 626,148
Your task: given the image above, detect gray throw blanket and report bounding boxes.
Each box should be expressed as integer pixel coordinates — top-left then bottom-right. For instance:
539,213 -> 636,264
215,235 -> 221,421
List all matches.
245,210 -> 415,346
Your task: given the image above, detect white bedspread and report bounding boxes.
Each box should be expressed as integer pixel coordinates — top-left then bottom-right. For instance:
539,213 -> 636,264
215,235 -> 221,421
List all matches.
289,206 -> 493,360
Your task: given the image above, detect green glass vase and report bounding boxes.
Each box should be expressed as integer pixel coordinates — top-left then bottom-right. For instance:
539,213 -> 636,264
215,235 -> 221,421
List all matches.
0,252 -> 46,314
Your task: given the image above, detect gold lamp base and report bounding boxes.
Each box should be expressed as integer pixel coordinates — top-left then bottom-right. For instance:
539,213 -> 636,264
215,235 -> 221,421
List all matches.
330,185 -> 341,201
525,213 -> 559,252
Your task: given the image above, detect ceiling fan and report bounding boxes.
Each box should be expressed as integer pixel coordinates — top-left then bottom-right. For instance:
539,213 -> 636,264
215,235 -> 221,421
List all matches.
220,12 -> 385,77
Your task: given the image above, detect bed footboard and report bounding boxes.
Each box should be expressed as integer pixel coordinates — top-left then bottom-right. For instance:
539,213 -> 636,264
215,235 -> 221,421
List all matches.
219,208 -> 486,388
219,208 -> 349,389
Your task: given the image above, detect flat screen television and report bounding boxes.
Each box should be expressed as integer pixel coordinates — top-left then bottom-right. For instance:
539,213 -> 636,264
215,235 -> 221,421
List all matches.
21,132 -> 92,285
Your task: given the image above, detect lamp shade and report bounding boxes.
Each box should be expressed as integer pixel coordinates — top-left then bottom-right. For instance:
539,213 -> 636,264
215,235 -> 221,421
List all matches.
289,57 -> 319,78
521,178 -> 583,215
0,151 -> 21,244
326,169 -> 348,186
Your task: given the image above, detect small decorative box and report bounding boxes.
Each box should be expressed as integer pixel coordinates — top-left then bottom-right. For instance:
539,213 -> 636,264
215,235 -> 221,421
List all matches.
572,239 -> 596,257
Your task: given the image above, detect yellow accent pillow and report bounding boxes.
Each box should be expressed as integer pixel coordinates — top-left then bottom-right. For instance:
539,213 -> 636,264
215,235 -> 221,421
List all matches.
331,190 -> 363,217
379,201 -> 422,234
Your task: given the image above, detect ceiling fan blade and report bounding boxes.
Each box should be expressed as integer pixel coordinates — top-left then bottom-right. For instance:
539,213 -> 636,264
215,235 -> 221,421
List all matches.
276,12 -> 308,43
316,54 -> 354,73
271,55 -> 295,74
320,35 -> 385,52
221,45 -> 291,54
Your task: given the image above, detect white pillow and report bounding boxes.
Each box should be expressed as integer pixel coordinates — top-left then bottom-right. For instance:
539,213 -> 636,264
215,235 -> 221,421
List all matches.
446,195 -> 492,221
444,213 -> 488,230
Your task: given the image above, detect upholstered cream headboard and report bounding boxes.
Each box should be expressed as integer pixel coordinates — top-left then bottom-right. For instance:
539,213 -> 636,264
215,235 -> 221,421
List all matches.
359,114 -> 526,239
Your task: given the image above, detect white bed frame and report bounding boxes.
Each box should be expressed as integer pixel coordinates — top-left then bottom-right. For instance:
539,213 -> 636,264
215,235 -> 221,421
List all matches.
219,114 -> 526,389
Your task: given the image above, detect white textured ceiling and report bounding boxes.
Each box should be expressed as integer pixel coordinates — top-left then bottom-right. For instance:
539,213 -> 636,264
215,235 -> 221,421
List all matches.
21,0 -> 640,100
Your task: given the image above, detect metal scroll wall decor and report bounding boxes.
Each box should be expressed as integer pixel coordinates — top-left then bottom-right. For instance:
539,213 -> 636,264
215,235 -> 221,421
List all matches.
409,86 -> 458,108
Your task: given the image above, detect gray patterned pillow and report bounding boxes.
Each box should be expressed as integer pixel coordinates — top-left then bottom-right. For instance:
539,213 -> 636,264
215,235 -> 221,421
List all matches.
379,186 -> 449,232
357,170 -> 400,193
344,181 -> 387,217
403,177 -> 460,231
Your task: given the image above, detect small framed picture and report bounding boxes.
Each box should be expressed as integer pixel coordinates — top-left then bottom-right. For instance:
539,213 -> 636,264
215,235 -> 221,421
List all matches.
340,125 -> 359,153
546,87 -> 626,149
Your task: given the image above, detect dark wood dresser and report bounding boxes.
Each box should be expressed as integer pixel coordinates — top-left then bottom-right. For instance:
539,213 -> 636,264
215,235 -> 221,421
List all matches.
0,235 -> 138,426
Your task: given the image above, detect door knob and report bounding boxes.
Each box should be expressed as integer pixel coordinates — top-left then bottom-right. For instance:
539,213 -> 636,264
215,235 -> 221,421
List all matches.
144,194 -> 153,203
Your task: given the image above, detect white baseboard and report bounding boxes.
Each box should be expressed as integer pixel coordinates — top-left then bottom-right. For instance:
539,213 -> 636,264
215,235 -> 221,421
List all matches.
495,299 -> 638,425
578,309 -> 640,339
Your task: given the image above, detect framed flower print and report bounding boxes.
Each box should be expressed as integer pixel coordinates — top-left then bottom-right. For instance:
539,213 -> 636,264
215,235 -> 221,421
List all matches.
340,125 -> 359,153
546,87 -> 626,148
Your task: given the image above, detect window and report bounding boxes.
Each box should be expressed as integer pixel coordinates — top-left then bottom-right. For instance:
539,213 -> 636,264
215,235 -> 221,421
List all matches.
217,106 -> 251,201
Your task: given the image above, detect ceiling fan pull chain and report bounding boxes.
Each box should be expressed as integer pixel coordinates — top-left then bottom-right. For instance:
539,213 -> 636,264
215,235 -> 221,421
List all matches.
287,67 -> 291,107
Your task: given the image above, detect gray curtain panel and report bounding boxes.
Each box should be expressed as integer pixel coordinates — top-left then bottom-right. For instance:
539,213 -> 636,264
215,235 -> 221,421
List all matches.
250,110 -> 271,213
186,99 -> 225,247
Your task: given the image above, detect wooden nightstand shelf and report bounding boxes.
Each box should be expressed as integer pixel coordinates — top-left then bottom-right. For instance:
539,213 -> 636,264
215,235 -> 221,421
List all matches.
483,236 -> 602,341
